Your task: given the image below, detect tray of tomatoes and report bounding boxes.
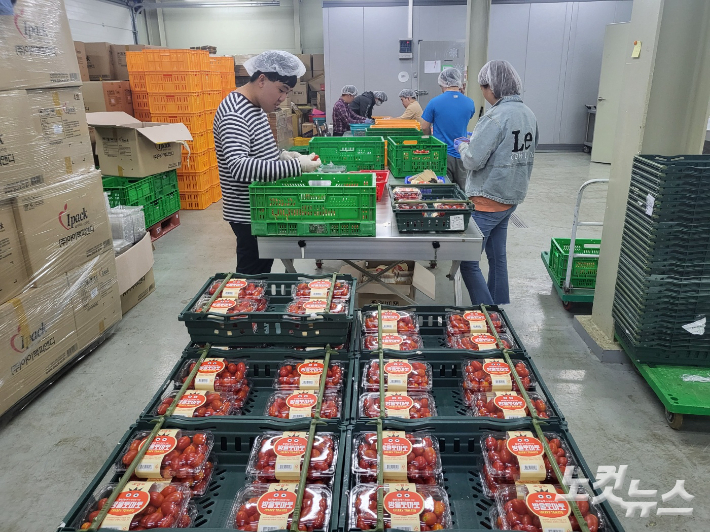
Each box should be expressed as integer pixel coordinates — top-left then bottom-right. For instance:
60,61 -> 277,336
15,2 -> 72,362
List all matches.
392,187 -> 423,201
154,390 -> 242,417
247,432 -> 339,483
176,358 -> 250,394
361,359 -> 433,392
461,358 -> 535,399
446,331 -> 517,350
352,431 -> 442,485
362,333 -> 423,352
349,483 -> 451,531
293,279 -> 352,300
287,298 -> 348,314
273,359 -> 345,391
195,296 -> 268,314
362,310 -> 419,334
207,279 -> 267,299
265,390 -> 342,419
467,391 -> 550,419
359,392 -> 437,419
229,483 -> 332,532
446,310 -> 507,335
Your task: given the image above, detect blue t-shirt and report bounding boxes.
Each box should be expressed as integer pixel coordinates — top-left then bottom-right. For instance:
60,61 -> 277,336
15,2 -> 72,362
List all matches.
421,91 -> 476,158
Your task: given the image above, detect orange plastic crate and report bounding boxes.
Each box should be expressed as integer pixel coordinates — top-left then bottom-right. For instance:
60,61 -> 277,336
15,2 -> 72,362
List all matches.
126,51 -> 145,72
146,72 -> 203,93
209,56 -> 235,73
180,188 -> 212,209
152,112 -> 207,133
180,150 -> 211,173
222,88 -> 235,99
204,90 -> 222,110
204,109 -> 216,130
133,109 -> 152,122
220,72 -> 236,88
149,92 -> 204,114
132,91 -> 150,110
144,49 -> 208,72
210,183 -> 222,202
177,168 -> 212,191
202,72 -> 222,90
129,72 -> 147,92
184,130 -> 210,153
210,165 -> 220,185
208,150 -> 217,168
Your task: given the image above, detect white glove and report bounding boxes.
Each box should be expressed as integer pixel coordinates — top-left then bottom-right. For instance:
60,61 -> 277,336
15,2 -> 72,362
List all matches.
298,153 -> 322,173
279,150 -> 301,161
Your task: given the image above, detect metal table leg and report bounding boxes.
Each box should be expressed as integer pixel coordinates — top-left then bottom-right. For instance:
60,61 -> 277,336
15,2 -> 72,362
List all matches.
281,259 -> 297,273
447,260 -> 463,306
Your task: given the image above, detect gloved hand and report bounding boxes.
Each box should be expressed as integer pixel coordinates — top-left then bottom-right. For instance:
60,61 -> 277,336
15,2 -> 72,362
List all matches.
279,150 -> 301,161
298,153 -> 322,173
365,119 -> 375,125
453,137 -> 470,152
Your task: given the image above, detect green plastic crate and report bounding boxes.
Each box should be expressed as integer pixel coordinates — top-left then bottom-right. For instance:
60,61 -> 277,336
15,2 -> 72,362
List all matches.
249,174 -> 376,237
387,135 -> 447,177
309,136 -> 385,171
152,169 -> 179,197
548,238 -> 601,289
143,198 -> 162,227
288,144 -> 311,154
102,175 -> 155,208
159,190 -> 181,220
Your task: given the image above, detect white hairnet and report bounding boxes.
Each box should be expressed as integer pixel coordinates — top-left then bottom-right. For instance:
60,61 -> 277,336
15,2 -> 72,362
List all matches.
399,89 -> 416,98
438,68 -> 463,88
244,51 -> 306,78
341,85 -> 358,96
373,91 -> 388,102
478,60 -> 522,98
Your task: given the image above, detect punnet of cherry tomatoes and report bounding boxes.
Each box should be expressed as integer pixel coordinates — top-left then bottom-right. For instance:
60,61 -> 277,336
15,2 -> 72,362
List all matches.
195,296 -> 269,314
229,483 -> 332,532
207,279 -> 267,299
176,358 -> 250,395
361,359 -> 433,392
492,484 -> 603,532
359,392 -> 437,418
445,331 -> 517,350
446,310 -> 507,335
287,298 -> 348,314
392,187 -> 423,201
362,310 -> 419,334
273,359 -> 345,391
362,333 -> 423,352
293,279 -> 352,300
349,483 -> 452,531
76,482 -> 192,530
129,455 -> 217,497
247,432 -> 339,484
352,431 -> 443,485
265,390 -> 342,419
155,390 -> 241,417
468,391 -> 550,419
461,358 -> 535,397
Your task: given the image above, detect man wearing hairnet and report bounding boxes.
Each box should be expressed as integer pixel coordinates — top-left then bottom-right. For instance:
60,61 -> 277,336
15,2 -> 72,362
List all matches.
349,90 -> 388,119
332,85 -> 370,136
395,89 -> 423,121
420,68 -> 475,189
456,60 -> 538,305
214,50 -> 321,274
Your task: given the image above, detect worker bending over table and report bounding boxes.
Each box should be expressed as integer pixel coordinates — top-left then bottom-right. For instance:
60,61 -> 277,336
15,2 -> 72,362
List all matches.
332,85 -> 371,136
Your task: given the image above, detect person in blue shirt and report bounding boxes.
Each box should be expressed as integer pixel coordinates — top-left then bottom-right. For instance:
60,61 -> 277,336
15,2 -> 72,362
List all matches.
420,68 -> 475,191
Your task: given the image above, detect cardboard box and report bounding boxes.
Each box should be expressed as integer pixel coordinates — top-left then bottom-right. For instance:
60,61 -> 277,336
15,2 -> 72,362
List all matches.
301,70 -> 314,83
308,74 -> 325,93
85,42 -> 115,81
121,267 -> 155,314
296,54 -> 312,75
317,91 -> 326,112
0,0 -> 81,91
0,276 -> 79,418
13,170 -> 113,284
115,231 -> 154,294
0,90 -> 42,194
82,81 -> 134,115
291,81 -> 309,105
357,290 -> 414,308
301,123 -> 315,138
312,54 -> 324,72
87,112 -> 192,177
112,44 -> 146,80
233,54 -> 255,77
66,251 -> 122,351
340,260 -> 435,306
74,41 -> 90,82
0,200 -> 29,305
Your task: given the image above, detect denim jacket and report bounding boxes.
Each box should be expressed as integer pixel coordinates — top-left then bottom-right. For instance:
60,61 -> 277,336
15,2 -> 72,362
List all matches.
459,95 -> 538,204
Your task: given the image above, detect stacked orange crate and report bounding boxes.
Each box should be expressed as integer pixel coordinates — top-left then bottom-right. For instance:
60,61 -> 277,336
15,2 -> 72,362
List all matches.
127,51 -> 151,122
206,57 -> 233,203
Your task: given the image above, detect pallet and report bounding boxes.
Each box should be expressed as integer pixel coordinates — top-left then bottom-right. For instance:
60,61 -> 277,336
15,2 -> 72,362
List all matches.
149,211 -> 180,241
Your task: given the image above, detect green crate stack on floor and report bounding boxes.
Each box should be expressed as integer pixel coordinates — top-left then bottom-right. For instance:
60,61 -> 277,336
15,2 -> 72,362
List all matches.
613,155 -> 710,365
102,170 -> 180,228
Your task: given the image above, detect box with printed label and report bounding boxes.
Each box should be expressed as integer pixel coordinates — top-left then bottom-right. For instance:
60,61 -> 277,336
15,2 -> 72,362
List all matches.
121,267 -> 155,314
0,90 -> 42,194
291,81 -> 309,105
12,170 -> 112,285
74,41 -> 90,82
0,200 -> 29,306
85,42 -> 115,80
0,0 -> 81,91
82,81 -> 134,115
66,251 -> 122,351
312,54 -> 324,72
87,112 -> 192,177
0,276 -> 79,418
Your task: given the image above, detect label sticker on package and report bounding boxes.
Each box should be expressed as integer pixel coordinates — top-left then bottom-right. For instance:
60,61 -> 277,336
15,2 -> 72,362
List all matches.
450,214 -> 464,231
303,300 -> 328,313
210,298 -> 237,315
308,279 -> 331,299
273,432 -> 308,481
194,358 -> 226,391
483,359 -> 512,391
297,359 -> 325,389
256,483 -> 299,532
101,481 -> 152,530
381,431 -> 412,481
463,310 -> 488,333
472,333 -> 498,351
506,431 -> 545,482
380,310 -> 401,333
525,485 -> 572,532
173,391 -> 209,417
384,483 -> 424,531
382,334 -> 404,351
493,392 -> 527,419
135,429 -> 180,478
384,360 -> 413,391
286,392 -> 318,419
222,278 -> 247,298
384,392 -> 414,419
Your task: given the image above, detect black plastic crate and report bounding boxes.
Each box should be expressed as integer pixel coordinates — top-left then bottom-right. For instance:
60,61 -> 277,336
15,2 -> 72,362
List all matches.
178,274 -> 357,347
389,183 -> 473,233
614,324 -> 710,366
59,419 -> 347,532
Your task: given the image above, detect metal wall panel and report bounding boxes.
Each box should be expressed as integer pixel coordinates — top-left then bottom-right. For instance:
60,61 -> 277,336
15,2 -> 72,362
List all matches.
488,3 -> 531,91
613,0 -> 633,22
65,0 -> 134,43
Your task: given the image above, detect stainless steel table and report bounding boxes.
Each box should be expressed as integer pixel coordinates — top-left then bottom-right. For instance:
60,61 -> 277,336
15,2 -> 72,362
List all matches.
257,187 -> 483,305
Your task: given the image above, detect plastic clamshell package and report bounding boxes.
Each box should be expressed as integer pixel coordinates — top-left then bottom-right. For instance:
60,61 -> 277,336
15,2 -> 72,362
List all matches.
361,309 -> 420,334
467,391 -> 550,419
154,389 -> 242,417
359,392 -> 437,419
446,331 -> 517,350
349,483 -> 452,531
362,333 -> 423,352
273,359 -> 345,391
264,390 -> 342,419
246,431 -> 339,483
292,279 -> 353,300
461,358 -> 536,395
175,358 -> 250,394
194,298 -> 260,314
361,359 -> 433,392
126,455 -> 218,497
446,310 -> 507,335
287,298 -> 348,315
207,278 -> 268,299
392,187 -> 423,201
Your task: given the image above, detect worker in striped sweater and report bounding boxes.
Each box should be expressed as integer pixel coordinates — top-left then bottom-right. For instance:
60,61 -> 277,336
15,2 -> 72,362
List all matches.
214,51 -> 321,274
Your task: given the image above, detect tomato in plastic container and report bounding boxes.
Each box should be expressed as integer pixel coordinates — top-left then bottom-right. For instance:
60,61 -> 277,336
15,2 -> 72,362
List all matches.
446,331 -> 517,350
229,483 -> 332,531
467,391 -> 550,419
399,202 -> 427,210
116,429 -> 214,479
265,390 -> 342,419
75,481 -> 191,530
362,333 -> 423,352
359,392 -> 437,419
176,358 -> 250,395
287,298 -> 348,314
433,202 -> 467,209
362,359 -> 433,392
293,279 -> 352,300
130,454 -> 218,497
155,390 -> 241,417
274,359 -> 345,391
461,358 -> 535,400
247,431 -> 339,483
349,483 -> 451,531
492,484 -> 604,532
392,187 -> 423,201
446,310 -> 506,335
293,344 -> 346,351
362,310 -> 419,334
352,431 -> 442,485
197,298 -> 260,314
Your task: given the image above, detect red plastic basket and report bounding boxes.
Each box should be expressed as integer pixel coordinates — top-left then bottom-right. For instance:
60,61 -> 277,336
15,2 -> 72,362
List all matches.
353,170 -> 389,201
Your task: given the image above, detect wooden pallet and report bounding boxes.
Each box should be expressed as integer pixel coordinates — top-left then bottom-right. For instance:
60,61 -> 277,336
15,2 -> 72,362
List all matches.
149,211 -> 180,241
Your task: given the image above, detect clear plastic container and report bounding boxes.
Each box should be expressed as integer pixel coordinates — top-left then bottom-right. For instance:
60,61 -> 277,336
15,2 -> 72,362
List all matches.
129,454 -> 218,497
74,481 -> 191,530
493,484 -> 604,532
352,431 -> 442,484
433,202 -> 468,210
349,483 -> 451,531
286,298 -> 348,314
392,187 -> 423,201
446,331 -> 517,350
247,431 -> 339,483
154,390 -> 241,417
175,358 -> 250,394
446,310 -> 507,335
361,309 -> 419,334
228,483 -> 332,531
292,279 -> 352,300
265,390 -> 342,419
116,430 -> 214,479
182,502 -> 198,528
398,202 -> 427,210
467,391 -> 550,419
273,359 -> 345,391
196,298 -> 260,314
207,278 -> 267,299
361,359 -> 433,392
362,333 -> 423,352
461,358 -> 535,396
359,392 -> 437,419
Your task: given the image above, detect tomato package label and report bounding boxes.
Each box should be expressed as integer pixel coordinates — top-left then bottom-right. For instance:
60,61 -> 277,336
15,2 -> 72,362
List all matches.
136,429 -> 180,478
472,333 -> 498,351
209,298 -> 237,315
297,359 -> 325,390
256,483 -> 299,532
493,392 -> 527,419
384,483 -> 425,531
173,391 -> 209,417
380,311 -> 401,333
222,278 -> 248,298
382,334 -> 405,351
273,432 -> 308,481
384,359 -> 413,391
194,358 -> 227,391
307,279 -> 331,299
302,300 -> 328,313
286,391 -> 318,419
381,431 -> 411,481
506,431 -> 545,482
483,359 -> 512,391
384,392 -> 414,419
524,485 -> 572,532
101,481 -> 154,530
463,310 -> 488,333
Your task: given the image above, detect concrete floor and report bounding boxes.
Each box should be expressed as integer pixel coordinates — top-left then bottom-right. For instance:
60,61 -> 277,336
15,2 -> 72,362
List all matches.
0,153 -> 708,532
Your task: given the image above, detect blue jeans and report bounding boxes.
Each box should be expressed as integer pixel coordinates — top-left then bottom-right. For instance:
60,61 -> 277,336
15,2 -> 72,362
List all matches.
461,206 -> 516,305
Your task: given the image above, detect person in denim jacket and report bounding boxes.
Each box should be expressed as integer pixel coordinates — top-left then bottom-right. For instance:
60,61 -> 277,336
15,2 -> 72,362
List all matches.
456,60 -> 538,305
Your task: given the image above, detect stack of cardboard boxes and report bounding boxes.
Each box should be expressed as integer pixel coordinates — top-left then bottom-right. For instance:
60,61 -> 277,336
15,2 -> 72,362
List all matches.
0,0 -> 124,418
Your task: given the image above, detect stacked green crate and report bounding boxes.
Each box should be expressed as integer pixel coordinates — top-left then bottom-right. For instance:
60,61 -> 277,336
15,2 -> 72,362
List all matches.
309,136 -> 386,171
102,170 -> 179,227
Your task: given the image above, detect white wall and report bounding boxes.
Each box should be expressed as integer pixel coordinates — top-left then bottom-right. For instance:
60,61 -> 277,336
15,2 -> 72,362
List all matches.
65,0 -> 134,43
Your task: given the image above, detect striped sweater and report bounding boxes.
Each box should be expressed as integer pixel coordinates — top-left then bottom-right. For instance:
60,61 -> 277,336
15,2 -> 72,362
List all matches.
214,92 -> 301,223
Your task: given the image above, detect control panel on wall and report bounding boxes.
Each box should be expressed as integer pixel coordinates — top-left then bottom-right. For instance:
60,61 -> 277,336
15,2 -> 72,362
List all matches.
399,39 -> 413,59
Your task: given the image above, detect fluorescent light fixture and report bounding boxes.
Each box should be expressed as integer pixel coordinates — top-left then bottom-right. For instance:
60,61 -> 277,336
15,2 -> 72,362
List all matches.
136,0 -> 279,9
